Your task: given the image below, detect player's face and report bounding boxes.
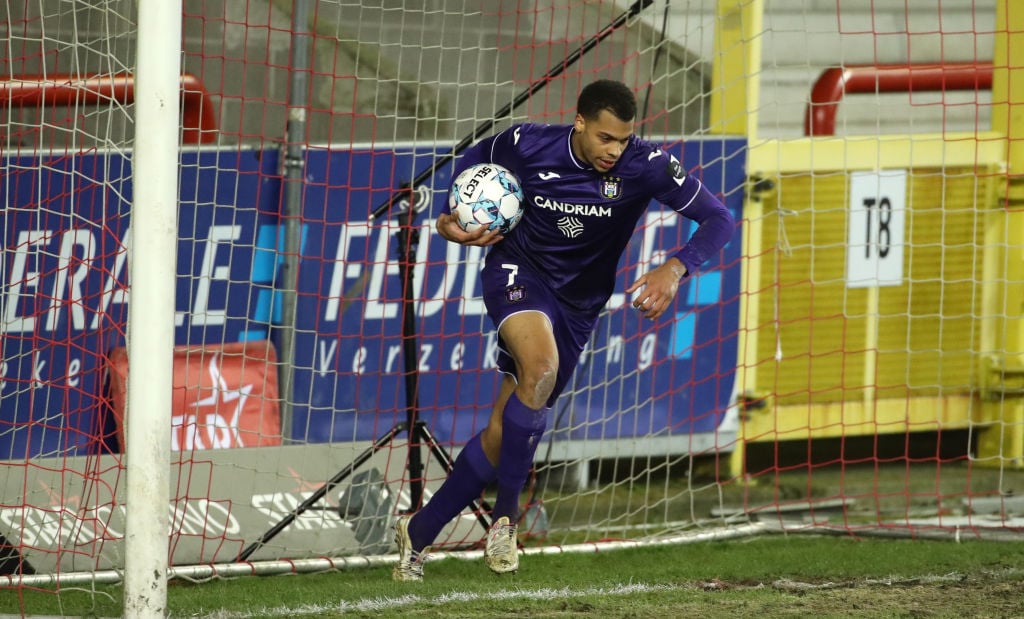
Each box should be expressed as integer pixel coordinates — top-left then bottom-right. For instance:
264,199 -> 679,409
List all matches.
572,109 -> 634,173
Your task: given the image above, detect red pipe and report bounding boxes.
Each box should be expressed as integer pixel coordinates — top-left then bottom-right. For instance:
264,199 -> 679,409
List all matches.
1,73 -> 218,144
804,63 -> 993,136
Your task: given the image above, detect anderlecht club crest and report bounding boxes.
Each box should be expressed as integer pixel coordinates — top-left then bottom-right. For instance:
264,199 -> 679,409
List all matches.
601,176 -> 622,200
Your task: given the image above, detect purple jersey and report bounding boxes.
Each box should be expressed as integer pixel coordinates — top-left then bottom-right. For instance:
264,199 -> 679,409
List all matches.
449,123 -> 734,314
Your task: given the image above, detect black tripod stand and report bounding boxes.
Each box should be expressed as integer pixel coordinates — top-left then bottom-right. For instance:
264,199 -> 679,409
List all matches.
234,0 -> 653,562
236,188 -> 491,562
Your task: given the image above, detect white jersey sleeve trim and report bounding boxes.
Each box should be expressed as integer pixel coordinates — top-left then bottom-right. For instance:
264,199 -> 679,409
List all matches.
488,128 -> 513,162
676,178 -> 704,212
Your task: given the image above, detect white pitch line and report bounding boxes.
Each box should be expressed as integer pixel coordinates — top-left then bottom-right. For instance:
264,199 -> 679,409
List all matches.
189,582 -> 681,618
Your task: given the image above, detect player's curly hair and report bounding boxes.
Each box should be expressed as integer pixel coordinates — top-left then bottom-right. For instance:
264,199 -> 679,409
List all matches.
577,79 -> 637,122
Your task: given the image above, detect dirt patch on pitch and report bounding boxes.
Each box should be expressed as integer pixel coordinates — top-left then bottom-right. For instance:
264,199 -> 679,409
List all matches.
684,572 -> 1024,618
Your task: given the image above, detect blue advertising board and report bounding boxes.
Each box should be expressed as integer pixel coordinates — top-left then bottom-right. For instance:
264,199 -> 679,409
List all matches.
0,139 -> 744,458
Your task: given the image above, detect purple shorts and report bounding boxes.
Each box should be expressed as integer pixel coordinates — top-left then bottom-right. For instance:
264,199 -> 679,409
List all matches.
481,257 -> 598,407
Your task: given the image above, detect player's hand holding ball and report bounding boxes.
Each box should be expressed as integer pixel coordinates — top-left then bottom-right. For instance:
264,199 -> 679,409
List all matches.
438,163 -> 524,246
435,212 -> 504,246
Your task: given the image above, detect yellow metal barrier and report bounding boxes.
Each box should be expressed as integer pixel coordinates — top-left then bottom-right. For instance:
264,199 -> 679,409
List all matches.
971,0 -> 1024,467
710,1 -> 1021,476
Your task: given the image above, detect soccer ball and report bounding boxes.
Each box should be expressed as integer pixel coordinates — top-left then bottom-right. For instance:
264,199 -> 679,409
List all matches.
449,163 -> 525,234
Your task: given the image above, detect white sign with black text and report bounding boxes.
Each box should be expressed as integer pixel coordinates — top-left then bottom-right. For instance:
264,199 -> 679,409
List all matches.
846,170 -> 907,288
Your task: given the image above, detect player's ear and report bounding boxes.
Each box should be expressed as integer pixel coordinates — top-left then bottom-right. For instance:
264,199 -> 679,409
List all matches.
573,113 -> 585,132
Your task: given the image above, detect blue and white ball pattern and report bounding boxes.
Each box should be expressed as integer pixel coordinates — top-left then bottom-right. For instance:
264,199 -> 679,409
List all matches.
449,163 -> 525,234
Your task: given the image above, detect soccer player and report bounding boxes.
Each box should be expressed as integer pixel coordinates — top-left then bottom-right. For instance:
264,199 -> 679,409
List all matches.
393,79 -> 735,581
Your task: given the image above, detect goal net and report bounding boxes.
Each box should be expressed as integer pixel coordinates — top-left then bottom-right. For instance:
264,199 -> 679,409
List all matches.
2,0 -> 1023,612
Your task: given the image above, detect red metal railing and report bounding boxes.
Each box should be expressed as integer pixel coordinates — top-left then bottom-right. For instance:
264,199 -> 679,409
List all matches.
804,63 -> 993,136
1,72 -> 218,144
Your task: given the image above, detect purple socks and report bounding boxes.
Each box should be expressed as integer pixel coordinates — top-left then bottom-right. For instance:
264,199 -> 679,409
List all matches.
492,392 -> 548,523
406,392 -> 548,551
407,432 -> 496,552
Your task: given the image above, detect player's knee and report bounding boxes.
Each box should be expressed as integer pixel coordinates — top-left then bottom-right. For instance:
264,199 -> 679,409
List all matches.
517,363 -> 557,409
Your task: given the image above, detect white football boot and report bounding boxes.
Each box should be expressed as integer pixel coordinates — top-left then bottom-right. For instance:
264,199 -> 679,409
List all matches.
392,515 -> 426,582
484,516 -> 519,574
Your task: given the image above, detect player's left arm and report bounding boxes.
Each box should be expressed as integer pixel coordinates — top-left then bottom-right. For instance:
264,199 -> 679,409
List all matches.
627,170 -> 735,319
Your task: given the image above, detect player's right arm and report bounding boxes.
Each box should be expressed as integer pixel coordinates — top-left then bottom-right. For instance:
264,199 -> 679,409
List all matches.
436,126 -> 523,247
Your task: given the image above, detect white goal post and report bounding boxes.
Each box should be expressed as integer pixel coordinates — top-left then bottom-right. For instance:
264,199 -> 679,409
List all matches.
122,1 -> 182,616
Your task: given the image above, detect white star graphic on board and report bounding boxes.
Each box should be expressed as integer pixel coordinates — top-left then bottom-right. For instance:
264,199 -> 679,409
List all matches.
171,353 -> 254,450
